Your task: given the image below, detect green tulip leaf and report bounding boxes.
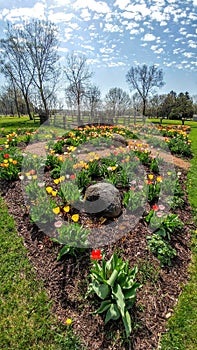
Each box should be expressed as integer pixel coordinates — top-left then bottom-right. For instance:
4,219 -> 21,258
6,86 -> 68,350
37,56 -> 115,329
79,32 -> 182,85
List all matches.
92,282 -> 110,299
96,300 -> 111,314
122,310 -> 132,338
105,304 -> 121,324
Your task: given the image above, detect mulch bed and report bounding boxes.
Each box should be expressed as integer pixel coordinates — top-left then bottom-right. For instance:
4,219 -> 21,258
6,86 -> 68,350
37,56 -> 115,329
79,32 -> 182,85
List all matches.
0,166 -> 195,350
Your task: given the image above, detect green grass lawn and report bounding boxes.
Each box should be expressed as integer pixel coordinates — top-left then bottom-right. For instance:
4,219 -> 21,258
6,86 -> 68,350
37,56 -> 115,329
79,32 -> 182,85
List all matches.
0,115 -> 38,130
159,122 -> 197,350
0,196 -> 86,350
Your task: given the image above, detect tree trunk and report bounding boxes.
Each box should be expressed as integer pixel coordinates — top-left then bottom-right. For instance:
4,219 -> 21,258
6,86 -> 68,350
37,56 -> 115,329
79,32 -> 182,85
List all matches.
40,86 -> 49,120
13,90 -> 21,118
77,94 -> 81,125
77,102 -> 81,125
142,100 -> 146,116
24,96 -> 33,120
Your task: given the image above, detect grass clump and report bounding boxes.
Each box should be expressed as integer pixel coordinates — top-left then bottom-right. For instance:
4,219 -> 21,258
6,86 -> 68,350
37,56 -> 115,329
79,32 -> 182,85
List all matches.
160,122 -> 197,350
0,196 -> 85,350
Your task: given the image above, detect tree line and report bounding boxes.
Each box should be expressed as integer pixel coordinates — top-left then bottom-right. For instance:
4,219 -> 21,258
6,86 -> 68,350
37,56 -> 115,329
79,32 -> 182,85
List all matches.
0,19 -> 196,124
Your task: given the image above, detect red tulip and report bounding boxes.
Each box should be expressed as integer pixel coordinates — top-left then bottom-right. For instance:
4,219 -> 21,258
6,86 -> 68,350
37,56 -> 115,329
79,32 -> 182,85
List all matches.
91,249 -> 102,260
152,204 -> 159,211
4,153 -> 9,159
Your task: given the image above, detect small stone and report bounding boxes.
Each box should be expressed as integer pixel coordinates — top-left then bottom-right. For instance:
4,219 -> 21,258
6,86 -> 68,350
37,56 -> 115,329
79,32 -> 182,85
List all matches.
165,312 -> 172,319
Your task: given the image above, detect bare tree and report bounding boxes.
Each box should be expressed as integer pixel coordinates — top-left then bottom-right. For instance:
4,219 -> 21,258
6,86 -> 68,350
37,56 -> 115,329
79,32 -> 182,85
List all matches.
0,23 -> 35,119
105,87 -> 131,123
64,53 -> 93,125
20,20 -> 60,119
65,86 -> 77,119
0,84 -> 30,116
0,85 -> 15,115
126,64 -> 165,116
85,85 -> 101,122
0,20 -> 60,121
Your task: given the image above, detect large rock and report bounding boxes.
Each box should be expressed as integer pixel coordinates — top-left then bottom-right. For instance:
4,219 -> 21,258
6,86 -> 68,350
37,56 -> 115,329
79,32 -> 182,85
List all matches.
84,182 -> 122,218
112,133 -> 128,146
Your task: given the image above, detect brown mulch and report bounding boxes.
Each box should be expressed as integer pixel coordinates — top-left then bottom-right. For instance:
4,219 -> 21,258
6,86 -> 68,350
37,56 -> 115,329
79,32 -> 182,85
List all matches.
0,160 -> 195,350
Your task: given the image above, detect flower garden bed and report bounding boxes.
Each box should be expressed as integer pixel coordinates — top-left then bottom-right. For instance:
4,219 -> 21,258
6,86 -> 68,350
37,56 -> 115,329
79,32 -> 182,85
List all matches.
0,123 -> 195,350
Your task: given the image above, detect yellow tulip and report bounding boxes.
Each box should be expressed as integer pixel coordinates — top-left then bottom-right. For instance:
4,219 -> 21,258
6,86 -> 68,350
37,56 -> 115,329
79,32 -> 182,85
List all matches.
46,186 -> 53,193
63,205 -> 70,213
148,174 -> 154,180
71,214 -> 79,222
156,176 -> 163,182
51,190 -> 57,196
53,207 -> 60,214
54,178 -> 60,185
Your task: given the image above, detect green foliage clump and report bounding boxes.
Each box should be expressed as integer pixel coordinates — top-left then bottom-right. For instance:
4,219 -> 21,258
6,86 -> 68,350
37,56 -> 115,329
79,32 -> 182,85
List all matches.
87,252 -> 141,338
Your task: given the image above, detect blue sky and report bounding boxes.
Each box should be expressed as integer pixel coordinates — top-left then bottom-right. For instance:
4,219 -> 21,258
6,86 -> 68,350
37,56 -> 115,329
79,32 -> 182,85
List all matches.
0,0 -> 196,99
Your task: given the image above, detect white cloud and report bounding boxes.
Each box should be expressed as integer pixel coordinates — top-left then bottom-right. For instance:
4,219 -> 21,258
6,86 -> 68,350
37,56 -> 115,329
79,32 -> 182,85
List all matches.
153,47 -> 164,54
121,11 -> 141,20
80,9 -> 91,21
142,33 -> 156,41
4,2 -> 46,22
48,12 -> 73,23
188,12 -> 197,20
150,44 -> 163,54
123,21 -> 139,30
58,47 -> 69,53
1,9 -> 9,17
100,47 -> 114,54
86,58 -> 100,65
92,13 -> 104,20
69,23 -> 80,30
160,21 -> 167,26
188,40 -> 197,48
52,0 -> 70,5
114,0 -> 130,10
74,0 -> 110,14
104,23 -> 122,33
183,52 -> 194,58
88,24 -> 96,30
81,44 -> 94,51
126,4 -> 151,16
173,48 -> 183,54
129,29 -> 139,35
107,61 -> 125,67
63,28 -> 73,41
